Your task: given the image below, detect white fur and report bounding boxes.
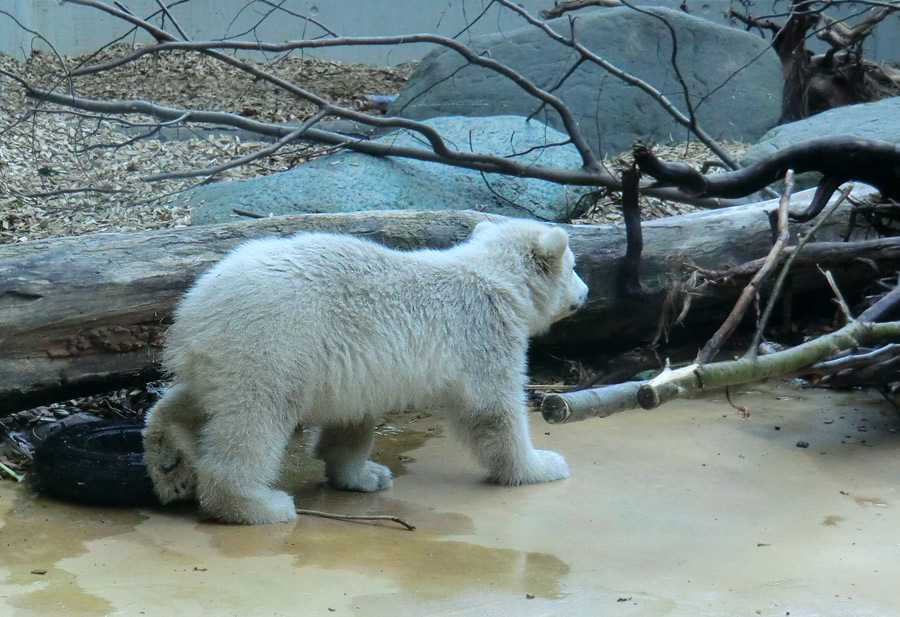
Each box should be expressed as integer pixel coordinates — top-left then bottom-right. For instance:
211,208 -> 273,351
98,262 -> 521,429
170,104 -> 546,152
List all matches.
143,219 -> 588,524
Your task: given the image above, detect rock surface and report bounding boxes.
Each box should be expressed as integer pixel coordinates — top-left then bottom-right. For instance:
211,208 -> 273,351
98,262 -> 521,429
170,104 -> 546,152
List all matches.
390,7 -> 782,157
742,96 -> 900,190
188,116 -> 591,224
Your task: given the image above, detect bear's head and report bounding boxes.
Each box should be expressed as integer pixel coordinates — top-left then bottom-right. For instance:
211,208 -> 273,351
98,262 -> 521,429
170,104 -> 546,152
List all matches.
470,220 -> 589,336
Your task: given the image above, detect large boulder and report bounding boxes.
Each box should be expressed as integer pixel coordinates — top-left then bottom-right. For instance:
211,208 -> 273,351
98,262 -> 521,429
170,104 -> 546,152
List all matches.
742,96 -> 900,190
187,115 -> 591,225
390,7 -> 782,158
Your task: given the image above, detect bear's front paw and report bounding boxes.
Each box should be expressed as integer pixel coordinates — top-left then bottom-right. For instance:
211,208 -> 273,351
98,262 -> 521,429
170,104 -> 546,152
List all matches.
533,449 -> 570,483
492,449 -> 569,486
327,460 -> 394,492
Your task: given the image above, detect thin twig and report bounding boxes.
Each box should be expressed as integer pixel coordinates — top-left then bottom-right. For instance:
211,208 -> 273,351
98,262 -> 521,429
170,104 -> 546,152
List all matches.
154,0 -> 190,40
859,276 -> 900,322
295,508 -> 416,531
813,342 -> 900,372
696,170 -> 795,364
13,187 -> 132,198
25,87 -> 612,187
232,208 -> 266,219
142,108 -> 330,181
819,267 -> 854,322
496,0 -> 741,170
63,0 -> 603,174
747,183 -> 855,356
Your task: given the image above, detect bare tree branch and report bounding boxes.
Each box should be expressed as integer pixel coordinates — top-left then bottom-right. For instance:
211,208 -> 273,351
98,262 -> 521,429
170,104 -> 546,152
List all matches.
153,0 -> 190,41
14,74 -> 743,208
638,319 -> 900,410
2,0 -> 770,211
633,137 -> 900,207
745,184 -> 855,356
695,170 -> 795,364
21,85 -> 614,186
812,342 -> 900,373
816,5 -> 898,49
142,108 -> 330,182
541,0 -> 623,19
497,0 -> 741,169
63,0 -> 604,174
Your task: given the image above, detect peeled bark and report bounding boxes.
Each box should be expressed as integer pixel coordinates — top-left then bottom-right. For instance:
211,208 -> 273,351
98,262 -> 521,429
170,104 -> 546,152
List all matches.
0,186 -> 883,415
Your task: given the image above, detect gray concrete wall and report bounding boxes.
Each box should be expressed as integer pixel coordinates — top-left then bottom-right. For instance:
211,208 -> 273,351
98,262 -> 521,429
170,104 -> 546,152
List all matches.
1,0 -> 897,65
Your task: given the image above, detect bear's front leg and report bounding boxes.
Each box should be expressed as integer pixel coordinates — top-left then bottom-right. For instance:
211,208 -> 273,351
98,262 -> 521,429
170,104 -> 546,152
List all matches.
313,415 -> 394,492
453,395 -> 569,486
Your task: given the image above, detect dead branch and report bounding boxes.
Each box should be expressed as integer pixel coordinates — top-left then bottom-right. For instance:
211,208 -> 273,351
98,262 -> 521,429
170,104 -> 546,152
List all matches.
728,0 -> 900,120
637,275 -> 900,409
725,8 -> 783,36
542,380 -> 645,424
295,508 -> 415,531
860,277 -> 900,321
538,184 -> 897,421
813,343 -> 900,373
695,171 -> 794,364
63,0 -> 604,174
634,136 -> 900,213
636,320 -> 900,410
820,267 -> 854,322
498,0 -> 741,169
746,184 -> 855,355
141,109 -> 331,182
618,164 -> 644,296
14,79 -> 746,210
0,0 -> 761,210
816,6 -> 898,49
21,86 -> 611,188
541,0 -> 623,19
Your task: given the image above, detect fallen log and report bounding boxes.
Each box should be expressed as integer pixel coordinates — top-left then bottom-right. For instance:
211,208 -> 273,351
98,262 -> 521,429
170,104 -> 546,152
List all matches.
0,186 -> 885,415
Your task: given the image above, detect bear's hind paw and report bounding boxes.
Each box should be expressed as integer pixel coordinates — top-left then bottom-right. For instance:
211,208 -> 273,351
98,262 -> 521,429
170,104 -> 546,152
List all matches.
200,488 -> 297,525
327,460 -> 394,492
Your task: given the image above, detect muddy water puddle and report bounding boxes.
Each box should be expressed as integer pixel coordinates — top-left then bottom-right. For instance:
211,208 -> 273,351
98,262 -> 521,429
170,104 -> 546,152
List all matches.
1,382 -> 899,616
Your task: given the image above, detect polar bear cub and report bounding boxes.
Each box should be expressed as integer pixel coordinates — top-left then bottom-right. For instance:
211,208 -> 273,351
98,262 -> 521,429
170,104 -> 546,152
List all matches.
143,219 -> 588,524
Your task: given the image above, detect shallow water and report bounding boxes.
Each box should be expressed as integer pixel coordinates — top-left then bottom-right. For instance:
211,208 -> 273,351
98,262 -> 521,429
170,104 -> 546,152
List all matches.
1,381 -> 898,616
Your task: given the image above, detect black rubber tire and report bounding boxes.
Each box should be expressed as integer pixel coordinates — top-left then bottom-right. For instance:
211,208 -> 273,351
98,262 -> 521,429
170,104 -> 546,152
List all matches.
32,420 -> 160,507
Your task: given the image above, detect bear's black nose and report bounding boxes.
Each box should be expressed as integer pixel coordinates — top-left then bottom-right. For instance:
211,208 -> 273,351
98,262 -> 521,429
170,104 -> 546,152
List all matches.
571,288 -> 588,311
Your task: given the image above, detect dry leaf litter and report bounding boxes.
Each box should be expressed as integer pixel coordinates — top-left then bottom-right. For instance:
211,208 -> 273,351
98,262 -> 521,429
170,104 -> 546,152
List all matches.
0,46 -> 414,244
0,45 -> 748,477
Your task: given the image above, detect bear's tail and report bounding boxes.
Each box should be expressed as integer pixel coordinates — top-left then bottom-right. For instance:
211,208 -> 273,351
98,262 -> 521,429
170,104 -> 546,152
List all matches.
142,383 -> 203,504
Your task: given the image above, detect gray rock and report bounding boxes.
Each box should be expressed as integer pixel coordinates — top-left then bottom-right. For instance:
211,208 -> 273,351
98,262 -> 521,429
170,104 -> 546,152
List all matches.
742,96 -> 900,190
188,115 -> 591,224
744,96 -> 900,159
390,7 -> 782,158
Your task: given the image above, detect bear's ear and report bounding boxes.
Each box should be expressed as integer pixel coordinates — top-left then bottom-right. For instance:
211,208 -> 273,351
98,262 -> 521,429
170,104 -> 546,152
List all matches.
535,227 -> 569,263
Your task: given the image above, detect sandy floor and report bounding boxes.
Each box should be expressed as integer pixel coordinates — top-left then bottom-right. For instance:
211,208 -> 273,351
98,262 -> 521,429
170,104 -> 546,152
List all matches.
1,381 -> 898,617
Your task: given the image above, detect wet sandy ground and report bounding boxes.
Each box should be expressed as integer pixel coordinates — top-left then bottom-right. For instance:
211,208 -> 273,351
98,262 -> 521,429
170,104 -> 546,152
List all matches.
1,381 -> 898,617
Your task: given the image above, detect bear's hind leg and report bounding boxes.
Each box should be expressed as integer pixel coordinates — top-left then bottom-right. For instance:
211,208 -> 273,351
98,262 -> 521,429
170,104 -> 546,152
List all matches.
453,393 -> 569,486
143,383 -> 201,503
194,396 -> 297,525
313,414 -> 393,492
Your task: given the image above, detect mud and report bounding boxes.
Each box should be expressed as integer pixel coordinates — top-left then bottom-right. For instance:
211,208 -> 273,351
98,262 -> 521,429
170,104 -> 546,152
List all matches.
1,381 -> 898,616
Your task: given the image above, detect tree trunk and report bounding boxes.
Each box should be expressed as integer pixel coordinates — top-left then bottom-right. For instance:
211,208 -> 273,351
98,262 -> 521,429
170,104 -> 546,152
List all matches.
0,186 -> 882,415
